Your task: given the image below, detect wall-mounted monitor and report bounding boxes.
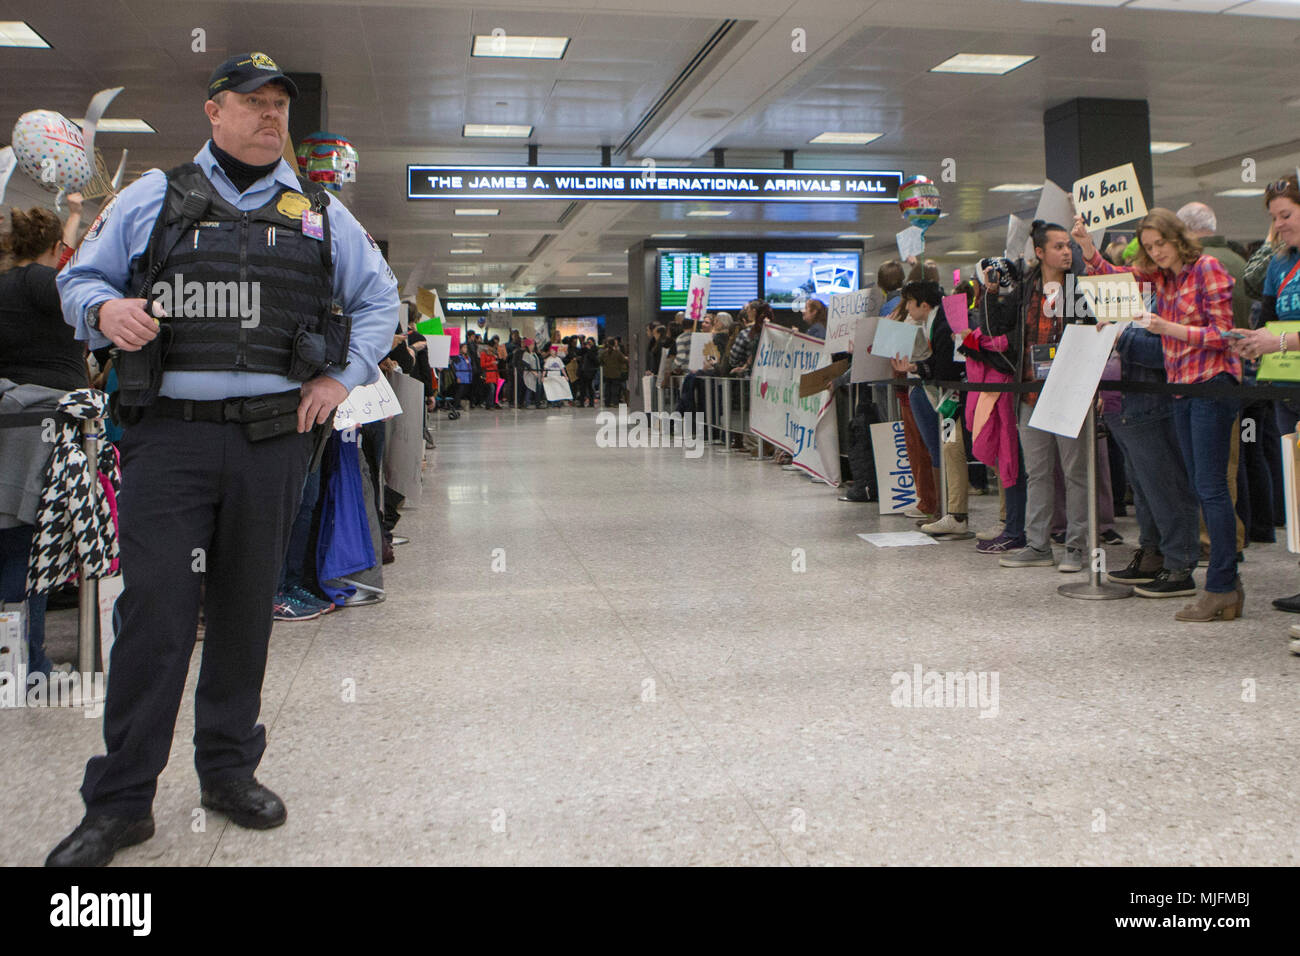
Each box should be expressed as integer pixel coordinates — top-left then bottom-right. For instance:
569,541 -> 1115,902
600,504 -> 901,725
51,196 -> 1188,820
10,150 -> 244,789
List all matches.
658,251 -> 759,311
762,251 -> 861,305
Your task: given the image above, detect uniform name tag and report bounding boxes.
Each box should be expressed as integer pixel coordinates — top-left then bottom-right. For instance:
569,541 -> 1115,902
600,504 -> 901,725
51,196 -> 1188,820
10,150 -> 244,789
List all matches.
301,210 -> 324,240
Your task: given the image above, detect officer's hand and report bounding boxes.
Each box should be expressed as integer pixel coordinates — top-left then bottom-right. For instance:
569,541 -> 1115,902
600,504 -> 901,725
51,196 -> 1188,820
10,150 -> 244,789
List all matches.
99,298 -> 159,351
298,375 -> 349,432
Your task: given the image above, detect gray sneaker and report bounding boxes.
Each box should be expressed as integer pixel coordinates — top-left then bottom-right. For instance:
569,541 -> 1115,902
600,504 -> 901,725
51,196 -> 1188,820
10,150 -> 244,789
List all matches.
999,546 -> 1056,568
1058,548 -> 1085,573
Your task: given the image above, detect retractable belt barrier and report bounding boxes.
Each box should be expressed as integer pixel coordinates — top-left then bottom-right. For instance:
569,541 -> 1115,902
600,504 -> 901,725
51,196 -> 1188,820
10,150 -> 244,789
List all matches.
857,377 -> 1300,400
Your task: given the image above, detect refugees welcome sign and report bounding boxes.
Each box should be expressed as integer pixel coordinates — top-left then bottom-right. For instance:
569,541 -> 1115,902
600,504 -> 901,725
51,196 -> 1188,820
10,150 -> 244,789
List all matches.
748,325 -> 840,485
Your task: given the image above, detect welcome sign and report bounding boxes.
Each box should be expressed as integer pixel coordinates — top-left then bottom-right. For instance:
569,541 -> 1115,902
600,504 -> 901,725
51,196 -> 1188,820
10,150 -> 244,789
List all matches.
748,325 -> 840,485
871,420 -> 918,515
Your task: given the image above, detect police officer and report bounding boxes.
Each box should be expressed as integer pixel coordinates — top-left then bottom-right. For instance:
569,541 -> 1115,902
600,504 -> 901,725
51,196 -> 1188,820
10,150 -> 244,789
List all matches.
46,53 -> 397,866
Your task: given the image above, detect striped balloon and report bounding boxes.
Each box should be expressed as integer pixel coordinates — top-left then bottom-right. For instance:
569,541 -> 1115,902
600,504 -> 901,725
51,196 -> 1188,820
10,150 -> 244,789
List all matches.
898,176 -> 942,235
295,131 -> 358,193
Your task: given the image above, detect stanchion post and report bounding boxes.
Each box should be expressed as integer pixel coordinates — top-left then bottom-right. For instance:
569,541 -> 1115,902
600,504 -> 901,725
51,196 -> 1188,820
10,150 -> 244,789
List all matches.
703,377 -> 715,443
722,376 -> 732,445
78,417 -> 100,675
1059,397 -> 1131,601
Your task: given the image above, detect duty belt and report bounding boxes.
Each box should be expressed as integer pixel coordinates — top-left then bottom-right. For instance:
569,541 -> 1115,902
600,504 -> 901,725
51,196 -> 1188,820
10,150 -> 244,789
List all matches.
150,389 -> 302,424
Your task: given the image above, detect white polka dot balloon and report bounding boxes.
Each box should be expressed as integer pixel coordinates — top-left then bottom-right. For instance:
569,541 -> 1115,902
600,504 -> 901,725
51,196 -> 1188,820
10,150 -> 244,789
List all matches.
11,109 -> 94,193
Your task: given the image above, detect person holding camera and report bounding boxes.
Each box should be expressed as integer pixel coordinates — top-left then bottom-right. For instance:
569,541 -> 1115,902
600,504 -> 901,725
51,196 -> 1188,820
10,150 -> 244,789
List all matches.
994,221 -> 1094,574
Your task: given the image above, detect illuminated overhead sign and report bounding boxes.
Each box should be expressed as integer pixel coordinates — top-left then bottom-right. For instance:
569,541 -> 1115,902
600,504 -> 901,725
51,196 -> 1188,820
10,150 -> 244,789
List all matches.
444,299 -> 538,312
408,166 -> 903,203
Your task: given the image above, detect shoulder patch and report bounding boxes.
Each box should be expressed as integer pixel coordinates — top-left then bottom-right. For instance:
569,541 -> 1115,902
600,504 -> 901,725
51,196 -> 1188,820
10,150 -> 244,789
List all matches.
83,195 -> 119,242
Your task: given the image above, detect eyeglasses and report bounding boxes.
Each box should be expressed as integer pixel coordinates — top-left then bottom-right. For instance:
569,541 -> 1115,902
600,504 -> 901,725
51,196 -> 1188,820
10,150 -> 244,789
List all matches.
1266,179 -> 1296,198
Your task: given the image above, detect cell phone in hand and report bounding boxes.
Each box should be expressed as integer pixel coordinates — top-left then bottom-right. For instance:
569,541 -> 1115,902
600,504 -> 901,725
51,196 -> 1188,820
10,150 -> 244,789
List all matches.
1223,330 -> 1245,340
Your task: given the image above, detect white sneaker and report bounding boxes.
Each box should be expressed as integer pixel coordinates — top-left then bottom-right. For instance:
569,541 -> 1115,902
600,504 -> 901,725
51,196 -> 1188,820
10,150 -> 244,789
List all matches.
921,514 -> 968,537
1290,624 -> 1300,656
902,506 -> 930,519
976,525 -> 1005,542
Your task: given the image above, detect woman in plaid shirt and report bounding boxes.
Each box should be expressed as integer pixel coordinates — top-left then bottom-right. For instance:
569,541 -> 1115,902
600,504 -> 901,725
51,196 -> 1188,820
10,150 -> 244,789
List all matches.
1075,210 -> 1243,623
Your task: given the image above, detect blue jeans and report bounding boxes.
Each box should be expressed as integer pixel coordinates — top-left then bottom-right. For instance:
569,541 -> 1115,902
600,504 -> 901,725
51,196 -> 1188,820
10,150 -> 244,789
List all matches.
0,524 -> 52,676
1003,447 -> 1028,540
1107,413 -> 1199,572
1171,376 -> 1240,592
909,386 -> 942,463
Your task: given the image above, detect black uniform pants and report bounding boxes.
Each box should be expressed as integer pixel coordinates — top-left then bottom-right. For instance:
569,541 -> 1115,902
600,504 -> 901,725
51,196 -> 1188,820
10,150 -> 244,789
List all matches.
81,412 -> 312,818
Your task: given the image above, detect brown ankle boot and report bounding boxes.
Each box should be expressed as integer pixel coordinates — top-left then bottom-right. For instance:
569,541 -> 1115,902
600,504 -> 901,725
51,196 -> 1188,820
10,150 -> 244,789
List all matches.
1175,588 -> 1244,622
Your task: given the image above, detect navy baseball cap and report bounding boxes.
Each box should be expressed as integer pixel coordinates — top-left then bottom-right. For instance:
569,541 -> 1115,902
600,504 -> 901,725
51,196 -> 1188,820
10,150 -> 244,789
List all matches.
207,52 -> 298,100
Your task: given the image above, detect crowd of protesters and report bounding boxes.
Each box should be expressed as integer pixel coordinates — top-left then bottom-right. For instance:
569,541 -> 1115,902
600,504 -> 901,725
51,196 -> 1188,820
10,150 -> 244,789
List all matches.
443,329 -> 629,410
638,181 -> 1300,654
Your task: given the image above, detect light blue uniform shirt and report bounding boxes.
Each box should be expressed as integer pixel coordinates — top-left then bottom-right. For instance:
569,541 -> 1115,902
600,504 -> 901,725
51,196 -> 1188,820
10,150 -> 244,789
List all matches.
58,140 -> 398,399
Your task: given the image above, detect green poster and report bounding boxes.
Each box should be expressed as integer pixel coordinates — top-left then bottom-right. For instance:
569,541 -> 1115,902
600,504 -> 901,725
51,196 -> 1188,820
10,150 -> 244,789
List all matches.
1257,322 -> 1300,382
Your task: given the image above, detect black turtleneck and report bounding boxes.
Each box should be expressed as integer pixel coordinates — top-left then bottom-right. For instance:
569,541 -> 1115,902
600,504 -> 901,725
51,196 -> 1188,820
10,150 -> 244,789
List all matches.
210,140 -> 279,193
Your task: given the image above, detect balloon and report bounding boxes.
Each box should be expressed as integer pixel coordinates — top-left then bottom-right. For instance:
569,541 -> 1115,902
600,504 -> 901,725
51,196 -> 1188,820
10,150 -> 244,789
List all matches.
295,131 -> 358,193
898,176 -> 942,235
11,110 -> 95,193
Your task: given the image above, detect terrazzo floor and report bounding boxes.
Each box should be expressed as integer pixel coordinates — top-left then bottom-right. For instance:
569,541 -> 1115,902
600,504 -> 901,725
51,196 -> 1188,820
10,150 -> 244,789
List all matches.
4,405 -> 1298,865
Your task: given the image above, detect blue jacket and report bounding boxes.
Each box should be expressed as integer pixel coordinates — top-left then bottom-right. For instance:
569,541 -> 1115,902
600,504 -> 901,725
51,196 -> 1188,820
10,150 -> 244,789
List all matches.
1106,324 -> 1169,425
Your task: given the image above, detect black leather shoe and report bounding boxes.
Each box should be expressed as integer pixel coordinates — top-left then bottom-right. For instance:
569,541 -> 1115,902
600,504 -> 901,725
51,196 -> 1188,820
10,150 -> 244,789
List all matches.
1272,593 -> 1300,614
201,777 -> 286,830
46,814 -> 155,867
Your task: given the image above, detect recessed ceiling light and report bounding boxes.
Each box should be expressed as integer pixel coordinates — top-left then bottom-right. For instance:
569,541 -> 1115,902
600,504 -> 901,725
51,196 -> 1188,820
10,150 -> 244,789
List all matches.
463,124 -> 533,138
471,35 -> 570,59
587,272 -> 613,276
455,208 -> 499,216
946,249 -> 979,255
559,288 -> 581,292
808,132 -> 882,145
651,233 -> 687,238
449,248 -> 482,254
1215,188 -> 1266,197
1150,141 -> 1191,154
71,118 -> 155,133
989,183 -> 1042,192
452,232 -> 490,238
930,53 -> 1035,76
0,21 -> 49,47
448,270 -> 475,276
837,234 -> 874,239
687,210 -> 732,217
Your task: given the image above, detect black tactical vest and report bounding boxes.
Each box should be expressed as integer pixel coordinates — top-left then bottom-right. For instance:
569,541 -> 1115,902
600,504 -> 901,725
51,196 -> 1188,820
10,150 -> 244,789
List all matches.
127,162 -> 334,375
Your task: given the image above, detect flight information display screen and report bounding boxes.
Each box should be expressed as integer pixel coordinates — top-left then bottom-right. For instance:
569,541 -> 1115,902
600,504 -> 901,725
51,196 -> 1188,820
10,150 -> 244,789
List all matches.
658,251 -> 759,311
